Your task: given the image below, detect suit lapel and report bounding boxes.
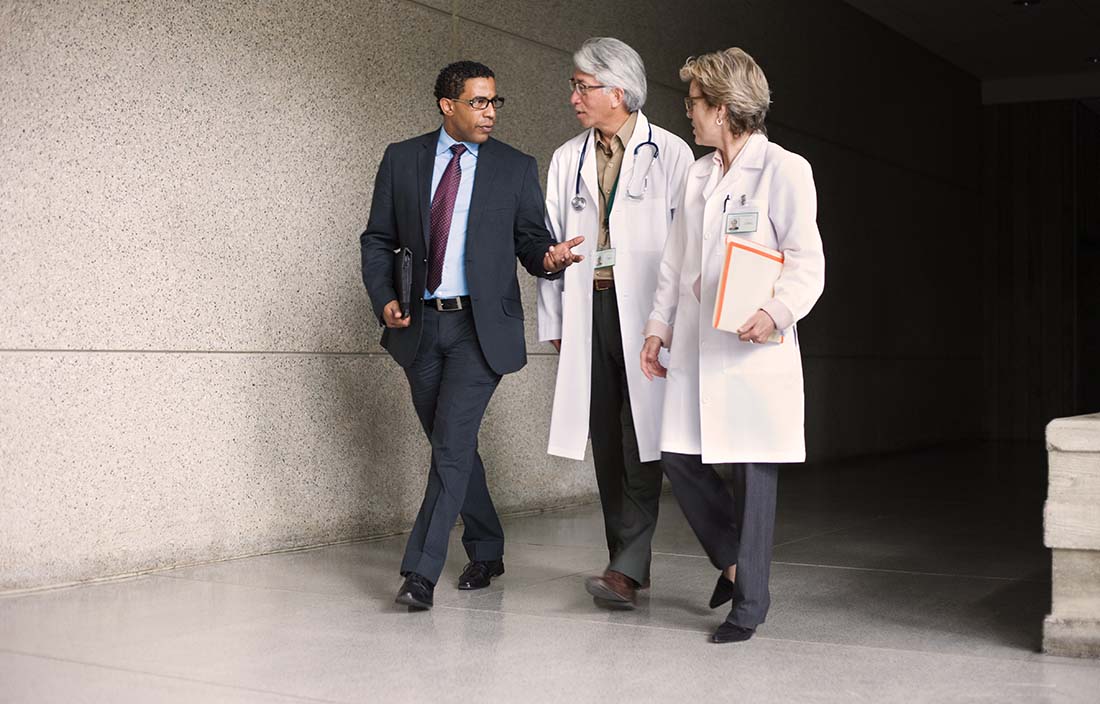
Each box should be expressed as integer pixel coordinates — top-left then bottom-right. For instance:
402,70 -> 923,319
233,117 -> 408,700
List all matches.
417,132 -> 436,249
465,138 -> 496,249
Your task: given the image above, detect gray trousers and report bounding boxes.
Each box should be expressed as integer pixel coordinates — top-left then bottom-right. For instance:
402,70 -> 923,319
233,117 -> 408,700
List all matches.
399,307 -> 504,584
662,453 -> 778,628
589,287 -> 663,586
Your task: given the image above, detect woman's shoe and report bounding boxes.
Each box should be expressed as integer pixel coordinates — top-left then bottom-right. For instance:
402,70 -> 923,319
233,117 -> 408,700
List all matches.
711,621 -> 755,644
709,575 -> 734,609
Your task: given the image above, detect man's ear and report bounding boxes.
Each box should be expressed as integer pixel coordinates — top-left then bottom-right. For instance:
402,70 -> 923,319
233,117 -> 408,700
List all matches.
439,97 -> 453,116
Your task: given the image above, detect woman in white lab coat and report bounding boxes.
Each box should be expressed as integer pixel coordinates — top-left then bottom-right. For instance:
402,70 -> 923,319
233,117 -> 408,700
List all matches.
640,48 -> 825,643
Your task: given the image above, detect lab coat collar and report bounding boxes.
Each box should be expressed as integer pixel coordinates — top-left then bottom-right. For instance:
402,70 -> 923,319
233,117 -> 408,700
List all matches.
698,131 -> 768,177
740,131 -> 768,169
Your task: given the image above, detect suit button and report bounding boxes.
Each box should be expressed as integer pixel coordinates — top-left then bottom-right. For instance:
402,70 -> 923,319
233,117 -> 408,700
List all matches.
422,258 -> 428,263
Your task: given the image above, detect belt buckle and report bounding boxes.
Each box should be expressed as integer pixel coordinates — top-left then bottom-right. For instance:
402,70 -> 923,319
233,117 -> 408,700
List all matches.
432,296 -> 462,311
594,280 -> 612,292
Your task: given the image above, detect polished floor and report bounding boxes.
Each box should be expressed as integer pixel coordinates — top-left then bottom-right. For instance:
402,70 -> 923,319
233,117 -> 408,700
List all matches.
3,445 -> 1100,703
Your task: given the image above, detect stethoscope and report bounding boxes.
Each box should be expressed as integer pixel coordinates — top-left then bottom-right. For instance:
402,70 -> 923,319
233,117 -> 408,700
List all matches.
571,123 -> 659,211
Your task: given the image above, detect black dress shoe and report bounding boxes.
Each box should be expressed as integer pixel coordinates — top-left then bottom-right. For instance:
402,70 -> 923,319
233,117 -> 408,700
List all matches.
395,573 -> 434,611
709,575 -> 734,609
457,559 -> 504,590
712,621 -> 755,644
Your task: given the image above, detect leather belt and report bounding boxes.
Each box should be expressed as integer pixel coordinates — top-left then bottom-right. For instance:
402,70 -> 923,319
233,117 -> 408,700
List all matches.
593,280 -> 614,292
424,295 -> 471,311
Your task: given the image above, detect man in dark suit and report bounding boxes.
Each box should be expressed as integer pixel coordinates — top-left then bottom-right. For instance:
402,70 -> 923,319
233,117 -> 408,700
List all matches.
361,61 -> 584,611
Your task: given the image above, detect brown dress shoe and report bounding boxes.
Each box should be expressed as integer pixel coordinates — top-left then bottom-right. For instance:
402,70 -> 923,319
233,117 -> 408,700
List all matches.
585,570 -> 637,609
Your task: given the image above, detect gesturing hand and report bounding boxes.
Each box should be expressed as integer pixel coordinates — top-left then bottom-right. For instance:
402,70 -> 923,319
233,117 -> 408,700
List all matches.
543,236 -> 586,273
640,335 -> 667,380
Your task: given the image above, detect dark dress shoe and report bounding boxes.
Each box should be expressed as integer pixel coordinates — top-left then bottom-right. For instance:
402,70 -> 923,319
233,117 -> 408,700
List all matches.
709,575 -> 734,609
585,570 -> 637,609
395,573 -> 434,611
457,559 -> 505,590
712,621 -> 755,644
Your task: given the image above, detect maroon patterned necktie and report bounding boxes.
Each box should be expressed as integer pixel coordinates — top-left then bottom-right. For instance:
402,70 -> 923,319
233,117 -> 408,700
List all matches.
427,144 -> 467,294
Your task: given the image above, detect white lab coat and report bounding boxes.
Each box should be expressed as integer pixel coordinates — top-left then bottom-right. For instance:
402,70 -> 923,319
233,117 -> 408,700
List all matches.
538,111 -> 694,461
647,133 -> 825,464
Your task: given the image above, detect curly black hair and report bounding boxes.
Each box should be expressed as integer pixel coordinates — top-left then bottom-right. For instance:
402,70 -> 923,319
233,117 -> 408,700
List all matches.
434,61 -> 495,114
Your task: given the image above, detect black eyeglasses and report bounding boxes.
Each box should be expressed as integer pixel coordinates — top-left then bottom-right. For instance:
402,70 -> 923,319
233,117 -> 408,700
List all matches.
451,96 -> 505,110
569,78 -> 608,96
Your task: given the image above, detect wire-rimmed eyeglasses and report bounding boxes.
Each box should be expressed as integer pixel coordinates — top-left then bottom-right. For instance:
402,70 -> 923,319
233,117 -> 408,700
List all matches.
569,78 -> 608,96
683,95 -> 709,113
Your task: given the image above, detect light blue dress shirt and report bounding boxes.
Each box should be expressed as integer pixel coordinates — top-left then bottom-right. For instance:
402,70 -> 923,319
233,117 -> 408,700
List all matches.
425,127 -> 479,299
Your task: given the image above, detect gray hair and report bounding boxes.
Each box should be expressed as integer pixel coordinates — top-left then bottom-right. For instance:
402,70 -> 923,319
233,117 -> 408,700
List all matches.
573,37 -> 647,112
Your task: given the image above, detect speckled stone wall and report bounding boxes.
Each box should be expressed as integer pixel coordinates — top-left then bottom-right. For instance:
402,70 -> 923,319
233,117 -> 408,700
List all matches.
1,0 -> 982,590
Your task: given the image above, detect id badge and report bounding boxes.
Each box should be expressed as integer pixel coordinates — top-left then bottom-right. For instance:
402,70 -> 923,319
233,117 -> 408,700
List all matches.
724,211 -> 759,236
594,248 -> 617,269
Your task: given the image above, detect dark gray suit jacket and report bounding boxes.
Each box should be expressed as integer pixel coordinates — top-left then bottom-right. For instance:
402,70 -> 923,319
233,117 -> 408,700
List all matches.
360,130 -> 561,375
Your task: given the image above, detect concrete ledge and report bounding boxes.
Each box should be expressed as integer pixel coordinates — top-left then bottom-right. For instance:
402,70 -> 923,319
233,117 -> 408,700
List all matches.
1047,413 -> 1100,453
1051,549 -> 1100,618
1047,452 -> 1100,503
1045,503 -> 1100,550
1043,617 -> 1100,658
1044,413 -> 1100,658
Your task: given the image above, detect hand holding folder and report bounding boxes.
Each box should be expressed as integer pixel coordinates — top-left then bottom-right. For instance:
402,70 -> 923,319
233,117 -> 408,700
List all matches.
380,247 -> 413,328
394,247 -> 412,317
713,237 -> 785,344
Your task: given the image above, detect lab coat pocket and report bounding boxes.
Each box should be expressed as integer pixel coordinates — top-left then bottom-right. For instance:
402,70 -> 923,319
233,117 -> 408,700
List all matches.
623,161 -> 667,202
722,332 -> 793,373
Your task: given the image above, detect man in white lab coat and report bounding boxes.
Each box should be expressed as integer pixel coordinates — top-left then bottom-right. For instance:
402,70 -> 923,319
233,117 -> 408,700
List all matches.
538,37 -> 693,608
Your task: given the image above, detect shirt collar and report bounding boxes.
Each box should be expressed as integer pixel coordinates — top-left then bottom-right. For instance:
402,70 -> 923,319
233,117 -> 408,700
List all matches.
595,111 -> 638,152
437,127 -> 479,158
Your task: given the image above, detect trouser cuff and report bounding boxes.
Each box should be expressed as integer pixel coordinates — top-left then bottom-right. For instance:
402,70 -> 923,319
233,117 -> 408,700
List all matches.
463,539 -> 504,562
401,553 -> 446,585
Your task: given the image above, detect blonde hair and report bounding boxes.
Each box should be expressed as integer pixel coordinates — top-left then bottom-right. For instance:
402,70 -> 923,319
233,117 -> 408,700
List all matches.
680,48 -> 770,136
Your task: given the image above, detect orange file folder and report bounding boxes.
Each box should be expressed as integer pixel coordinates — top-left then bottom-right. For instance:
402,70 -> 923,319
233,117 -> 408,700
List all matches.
713,237 -> 785,344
